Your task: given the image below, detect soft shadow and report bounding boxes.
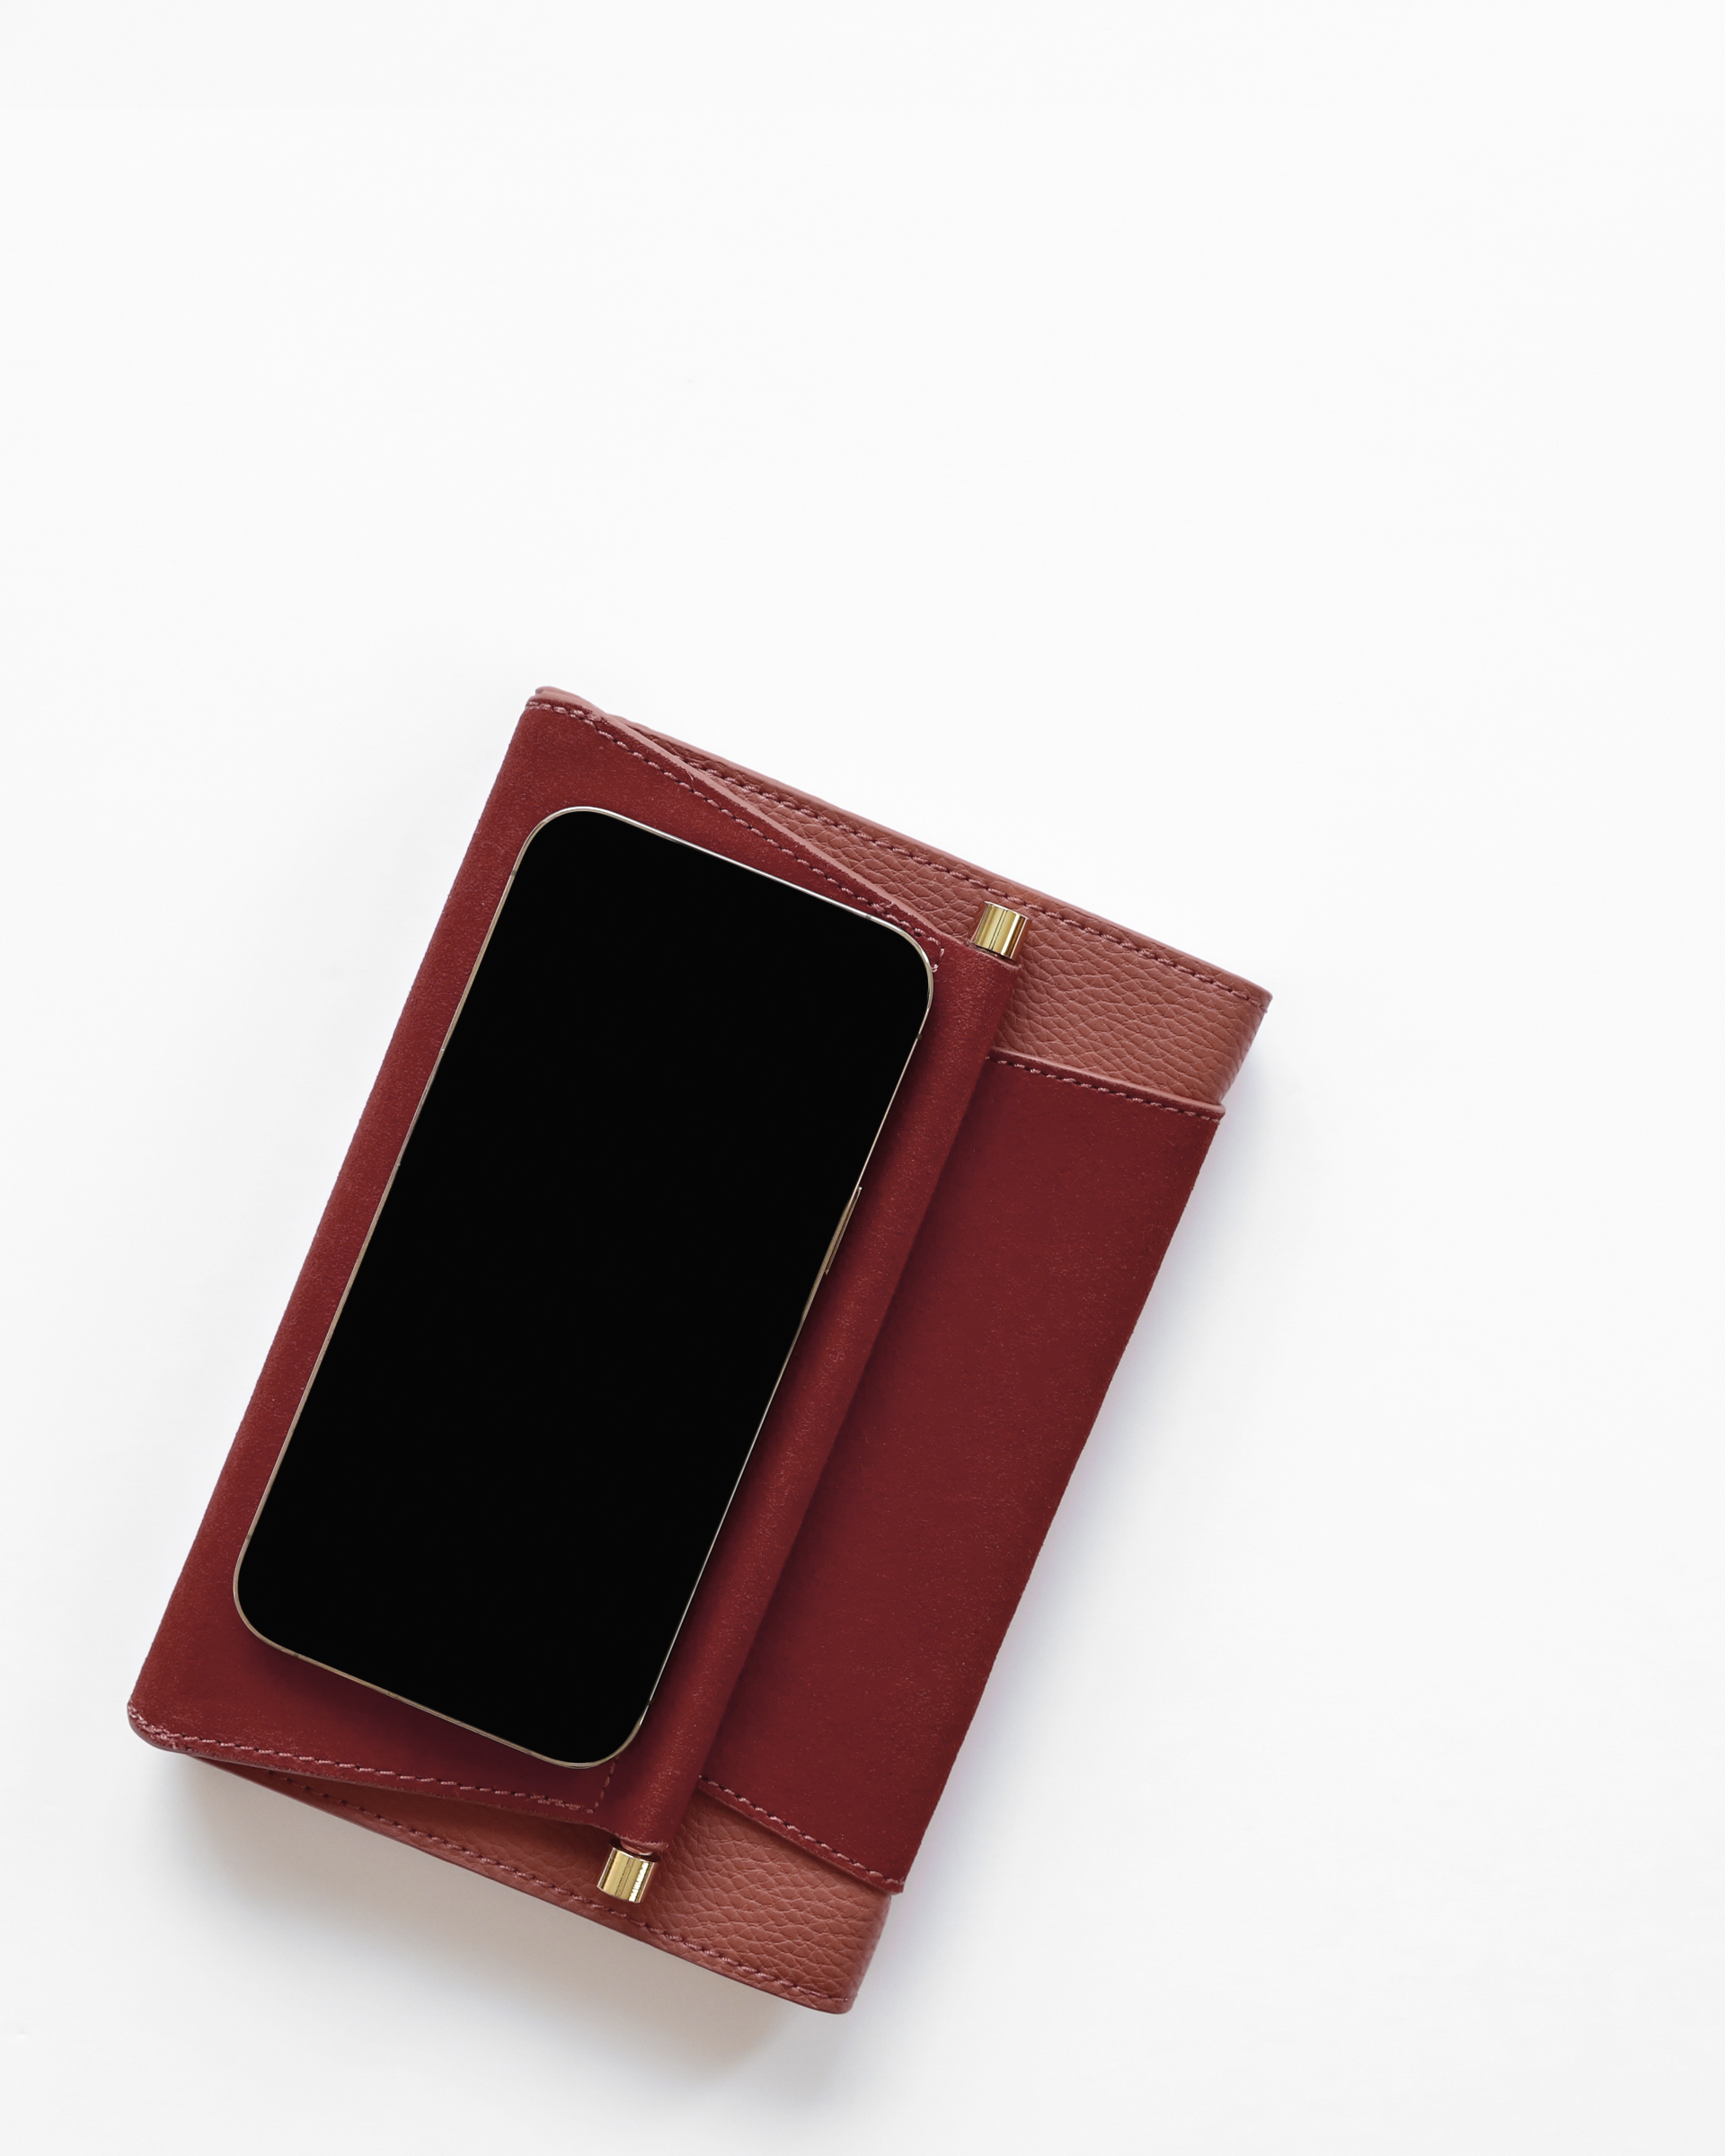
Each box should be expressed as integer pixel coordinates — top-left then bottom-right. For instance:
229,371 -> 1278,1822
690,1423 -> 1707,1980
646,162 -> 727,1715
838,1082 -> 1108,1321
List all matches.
178,1757 -> 792,2074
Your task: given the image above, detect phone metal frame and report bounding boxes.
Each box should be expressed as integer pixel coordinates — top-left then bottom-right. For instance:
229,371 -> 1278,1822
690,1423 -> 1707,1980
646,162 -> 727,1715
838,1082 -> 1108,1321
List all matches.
232,805 -> 933,1769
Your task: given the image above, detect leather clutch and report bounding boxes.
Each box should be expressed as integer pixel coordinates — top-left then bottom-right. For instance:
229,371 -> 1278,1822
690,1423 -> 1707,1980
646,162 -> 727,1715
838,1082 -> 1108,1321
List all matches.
129,687 -> 1269,2012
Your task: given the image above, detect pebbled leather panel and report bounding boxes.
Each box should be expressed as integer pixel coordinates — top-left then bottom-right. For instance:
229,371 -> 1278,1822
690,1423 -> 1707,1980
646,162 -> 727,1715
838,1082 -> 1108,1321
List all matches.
699,1049 -> 1220,1887
220,1768 -> 889,2014
636,724 -> 1268,1104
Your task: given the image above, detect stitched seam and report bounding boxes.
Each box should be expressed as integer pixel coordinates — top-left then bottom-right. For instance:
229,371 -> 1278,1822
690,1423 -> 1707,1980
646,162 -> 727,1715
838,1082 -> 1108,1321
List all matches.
986,1053 -> 1222,1121
696,1778 -> 905,1888
524,702 -> 945,968
670,750 -> 1267,1012
278,1777 -> 847,2004
128,1706 -> 617,1816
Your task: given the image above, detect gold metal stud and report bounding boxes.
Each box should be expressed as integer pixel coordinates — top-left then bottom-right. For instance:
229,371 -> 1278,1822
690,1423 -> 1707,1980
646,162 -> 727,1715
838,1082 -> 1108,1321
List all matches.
970,903 -> 1028,961
597,1845 -> 658,1904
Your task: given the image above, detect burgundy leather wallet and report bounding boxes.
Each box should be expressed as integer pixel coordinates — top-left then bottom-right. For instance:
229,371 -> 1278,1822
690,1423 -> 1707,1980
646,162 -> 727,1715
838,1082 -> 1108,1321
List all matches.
130,688 -> 1269,2012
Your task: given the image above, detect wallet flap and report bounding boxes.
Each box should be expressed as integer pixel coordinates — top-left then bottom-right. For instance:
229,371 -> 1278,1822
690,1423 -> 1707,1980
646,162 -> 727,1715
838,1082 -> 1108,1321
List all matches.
698,1051 -> 1223,1886
638,727 -> 1267,1100
132,694 -> 1022,1851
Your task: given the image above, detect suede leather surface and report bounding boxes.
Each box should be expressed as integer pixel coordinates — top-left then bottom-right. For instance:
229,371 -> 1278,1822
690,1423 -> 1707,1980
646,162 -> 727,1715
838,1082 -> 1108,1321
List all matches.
697,1049 -> 1220,1888
130,690 -> 1269,2010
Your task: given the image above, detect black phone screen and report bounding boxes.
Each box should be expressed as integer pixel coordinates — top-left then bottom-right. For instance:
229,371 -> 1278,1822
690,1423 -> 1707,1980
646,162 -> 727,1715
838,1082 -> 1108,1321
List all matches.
234,808 -> 932,1766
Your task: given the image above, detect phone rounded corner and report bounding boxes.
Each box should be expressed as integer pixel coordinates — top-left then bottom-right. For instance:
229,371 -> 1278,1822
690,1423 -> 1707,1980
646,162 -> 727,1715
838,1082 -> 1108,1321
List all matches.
875,912 -> 936,1016
229,1548 -> 280,1658
510,802 -> 608,872
544,1707 -> 650,1773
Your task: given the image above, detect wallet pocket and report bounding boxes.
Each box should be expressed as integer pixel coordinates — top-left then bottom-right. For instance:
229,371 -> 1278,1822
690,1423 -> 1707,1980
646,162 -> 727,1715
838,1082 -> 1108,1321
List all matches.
697,1050 -> 1224,1891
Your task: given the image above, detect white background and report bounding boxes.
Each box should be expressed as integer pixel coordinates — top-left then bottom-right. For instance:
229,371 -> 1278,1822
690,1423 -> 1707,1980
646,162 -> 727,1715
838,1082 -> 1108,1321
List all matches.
3,7 -> 1721,2151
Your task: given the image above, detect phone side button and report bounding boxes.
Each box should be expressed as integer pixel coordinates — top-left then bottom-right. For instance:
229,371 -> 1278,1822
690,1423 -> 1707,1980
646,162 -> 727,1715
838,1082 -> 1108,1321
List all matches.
821,1183 -> 863,1279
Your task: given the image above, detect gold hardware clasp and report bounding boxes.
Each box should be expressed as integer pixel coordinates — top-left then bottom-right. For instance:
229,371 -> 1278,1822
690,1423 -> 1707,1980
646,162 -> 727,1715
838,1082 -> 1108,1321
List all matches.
597,1845 -> 658,1904
970,903 -> 1028,961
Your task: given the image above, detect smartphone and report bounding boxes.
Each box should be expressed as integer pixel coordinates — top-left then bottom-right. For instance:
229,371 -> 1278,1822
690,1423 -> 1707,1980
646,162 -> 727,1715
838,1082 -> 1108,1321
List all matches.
234,807 -> 933,1768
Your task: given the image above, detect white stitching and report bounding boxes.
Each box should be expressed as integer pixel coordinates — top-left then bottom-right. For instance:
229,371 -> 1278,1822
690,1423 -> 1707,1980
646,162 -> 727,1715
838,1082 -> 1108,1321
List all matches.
524,701 -> 946,968
277,1777 -> 849,2004
696,1777 -> 905,1888
666,747 -> 1268,1012
986,1052 -> 1223,1120
128,1706 -> 617,1816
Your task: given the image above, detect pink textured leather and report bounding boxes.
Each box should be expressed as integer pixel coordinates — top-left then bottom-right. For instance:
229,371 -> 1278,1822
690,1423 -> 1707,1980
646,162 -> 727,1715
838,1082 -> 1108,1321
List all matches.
130,688 -> 1269,2012
224,1772 -> 888,2014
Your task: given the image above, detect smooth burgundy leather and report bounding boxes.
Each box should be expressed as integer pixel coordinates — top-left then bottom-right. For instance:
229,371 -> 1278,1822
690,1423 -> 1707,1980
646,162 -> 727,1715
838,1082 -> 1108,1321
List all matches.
131,690 -> 1269,2010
